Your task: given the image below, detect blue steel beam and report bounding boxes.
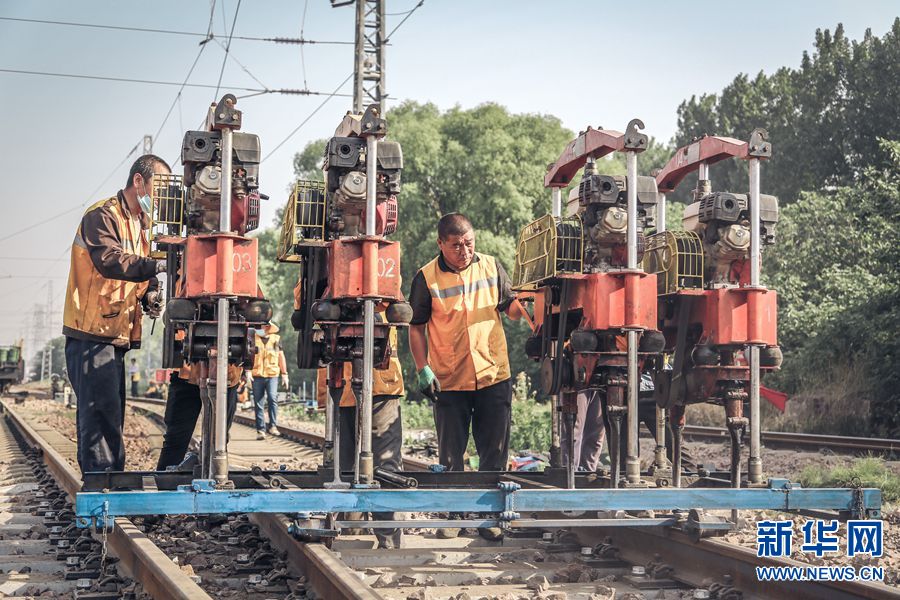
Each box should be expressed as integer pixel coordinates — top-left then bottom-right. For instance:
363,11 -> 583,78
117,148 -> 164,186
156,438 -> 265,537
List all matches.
75,480 -> 881,527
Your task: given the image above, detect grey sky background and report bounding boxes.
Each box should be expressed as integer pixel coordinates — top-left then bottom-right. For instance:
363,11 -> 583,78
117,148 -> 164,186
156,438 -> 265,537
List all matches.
0,0 -> 897,346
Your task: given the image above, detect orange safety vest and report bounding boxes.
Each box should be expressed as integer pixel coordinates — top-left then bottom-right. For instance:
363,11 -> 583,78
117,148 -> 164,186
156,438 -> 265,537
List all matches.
252,325 -> 283,378
316,328 -> 405,408
63,197 -> 150,348
420,253 -> 509,391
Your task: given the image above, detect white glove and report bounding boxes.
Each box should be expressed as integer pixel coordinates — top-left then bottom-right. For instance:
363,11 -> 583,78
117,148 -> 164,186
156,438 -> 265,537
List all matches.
281,374 -> 289,389
245,371 -> 254,384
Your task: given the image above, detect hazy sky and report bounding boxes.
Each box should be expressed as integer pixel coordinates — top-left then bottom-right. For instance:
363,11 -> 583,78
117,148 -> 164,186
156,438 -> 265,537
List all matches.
0,0 -> 897,344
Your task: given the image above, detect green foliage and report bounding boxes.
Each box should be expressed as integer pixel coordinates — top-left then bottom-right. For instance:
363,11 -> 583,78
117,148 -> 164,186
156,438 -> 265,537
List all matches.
800,458 -> 900,504
401,398 -> 433,430
371,101 -> 576,398
509,375 -> 551,453
766,139 -> 900,435
675,19 -> 900,205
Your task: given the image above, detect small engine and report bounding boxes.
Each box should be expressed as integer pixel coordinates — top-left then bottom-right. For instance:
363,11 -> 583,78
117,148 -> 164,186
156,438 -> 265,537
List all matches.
682,185 -> 778,283
323,113 -> 402,238
568,160 -> 658,271
181,129 -> 262,235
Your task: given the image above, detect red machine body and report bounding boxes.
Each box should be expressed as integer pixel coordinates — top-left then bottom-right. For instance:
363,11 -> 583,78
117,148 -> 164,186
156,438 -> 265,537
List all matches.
182,235 -> 259,299
325,238 -> 402,301
650,133 -> 780,409
531,272 -> 658,333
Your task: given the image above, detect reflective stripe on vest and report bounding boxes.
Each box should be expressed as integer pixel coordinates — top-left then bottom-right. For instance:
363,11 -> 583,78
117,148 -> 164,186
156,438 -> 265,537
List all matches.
420,253 -> 509,391
252,334 -> 283,378
62,197 -> 150,347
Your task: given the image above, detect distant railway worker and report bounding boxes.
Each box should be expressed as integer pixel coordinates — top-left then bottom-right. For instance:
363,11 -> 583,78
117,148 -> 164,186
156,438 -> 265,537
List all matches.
128,358 -> 141,397
315,326 -> 405,549
246,322 -> 288,439
63,154 -> 168,474
408,212 -> 526,541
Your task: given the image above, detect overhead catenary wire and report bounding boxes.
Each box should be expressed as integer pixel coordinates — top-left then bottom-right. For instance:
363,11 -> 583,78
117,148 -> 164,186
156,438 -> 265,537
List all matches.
261,72 -> 354,163
0,16 -> 353,45
0,68 -> 349,97
0,140 -> 142,245
385,0 -> 425,42
150,0 -> 218,147
300,0 -> 310,90
263,0 -> 426,163
213,0 -> 243,100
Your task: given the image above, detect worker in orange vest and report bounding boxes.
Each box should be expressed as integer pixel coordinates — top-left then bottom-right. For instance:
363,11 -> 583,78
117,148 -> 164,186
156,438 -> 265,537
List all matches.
246,323 -> 288,439
62,155 -> 168,474
408,213 -> 526,541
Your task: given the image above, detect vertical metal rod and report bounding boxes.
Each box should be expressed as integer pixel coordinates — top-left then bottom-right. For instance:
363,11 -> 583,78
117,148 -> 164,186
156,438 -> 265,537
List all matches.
657,192 -> 666,234
211,126 -> 234,486
697,161 -> 709,182
654,192 -> 668,471
551,187 -> 562,218
358,133 -> 378,485
748,158 -> 763,484
624,150 -> 640,485
352,0 -> 366,114
324,386 -> 334,465
625,153 -> 638,270
549,186 -> 562,466
376,0 -> 386,112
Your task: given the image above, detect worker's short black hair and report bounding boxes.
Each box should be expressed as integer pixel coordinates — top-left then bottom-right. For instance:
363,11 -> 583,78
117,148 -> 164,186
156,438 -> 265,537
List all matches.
125,154 -> 171,189
131,358 -> 136,363
437,213 -> 473,240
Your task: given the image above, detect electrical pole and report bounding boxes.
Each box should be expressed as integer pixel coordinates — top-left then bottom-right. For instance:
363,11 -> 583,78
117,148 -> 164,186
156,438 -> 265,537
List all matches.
45,281 -> 52,379
352,0 -> 385,113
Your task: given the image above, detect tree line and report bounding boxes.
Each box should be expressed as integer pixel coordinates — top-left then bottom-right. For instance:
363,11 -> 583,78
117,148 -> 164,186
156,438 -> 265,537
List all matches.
254,19 -> 899,435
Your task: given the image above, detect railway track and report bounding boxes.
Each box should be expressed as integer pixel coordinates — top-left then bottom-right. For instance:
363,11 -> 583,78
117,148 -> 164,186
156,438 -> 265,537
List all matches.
679,425 -> 900,456
4,393 -> 898,599
0,398 -> 209,599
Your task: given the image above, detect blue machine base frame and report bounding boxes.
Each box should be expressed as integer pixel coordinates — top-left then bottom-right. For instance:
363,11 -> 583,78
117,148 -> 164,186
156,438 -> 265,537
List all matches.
75,478 -> 881,529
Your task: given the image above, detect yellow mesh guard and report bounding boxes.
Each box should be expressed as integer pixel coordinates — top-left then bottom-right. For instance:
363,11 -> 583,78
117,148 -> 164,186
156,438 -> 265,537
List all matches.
512,214 -> 583,290
149,174 -> 185,258
644,230 -> 704,295
278,180 -> 327,262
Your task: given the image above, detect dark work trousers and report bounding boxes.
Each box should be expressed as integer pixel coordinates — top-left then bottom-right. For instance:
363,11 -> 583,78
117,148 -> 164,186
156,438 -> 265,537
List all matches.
432,379 -> 512,472
156,375 -> 238,471
131,380 -> 139,398
338,396 -> 403,548
561,390 -> 606,472
65,337 -> 127,473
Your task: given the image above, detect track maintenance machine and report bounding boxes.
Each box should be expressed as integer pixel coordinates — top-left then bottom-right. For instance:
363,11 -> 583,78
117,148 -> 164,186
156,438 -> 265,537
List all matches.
513,119 -> 665,490
151,93 -> 270,486
645,130 -> 781,493
278,103 -> 411,490
75,111 -> 881,540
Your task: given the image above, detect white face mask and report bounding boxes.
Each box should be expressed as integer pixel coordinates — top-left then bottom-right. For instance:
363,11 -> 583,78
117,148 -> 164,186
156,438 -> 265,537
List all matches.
137,176 -> 153,214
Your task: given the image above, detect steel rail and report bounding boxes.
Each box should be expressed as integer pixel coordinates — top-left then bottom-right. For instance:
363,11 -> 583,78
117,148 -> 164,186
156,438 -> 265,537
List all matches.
127,395 -> 899,461
0,399 -> 212,600
680,425 -> 900,455
594,525 -> 900,600
127,397 -> 381,599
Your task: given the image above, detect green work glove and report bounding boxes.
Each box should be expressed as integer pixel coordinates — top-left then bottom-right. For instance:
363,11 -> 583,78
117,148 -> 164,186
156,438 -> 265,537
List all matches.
417,365 -> 441,401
